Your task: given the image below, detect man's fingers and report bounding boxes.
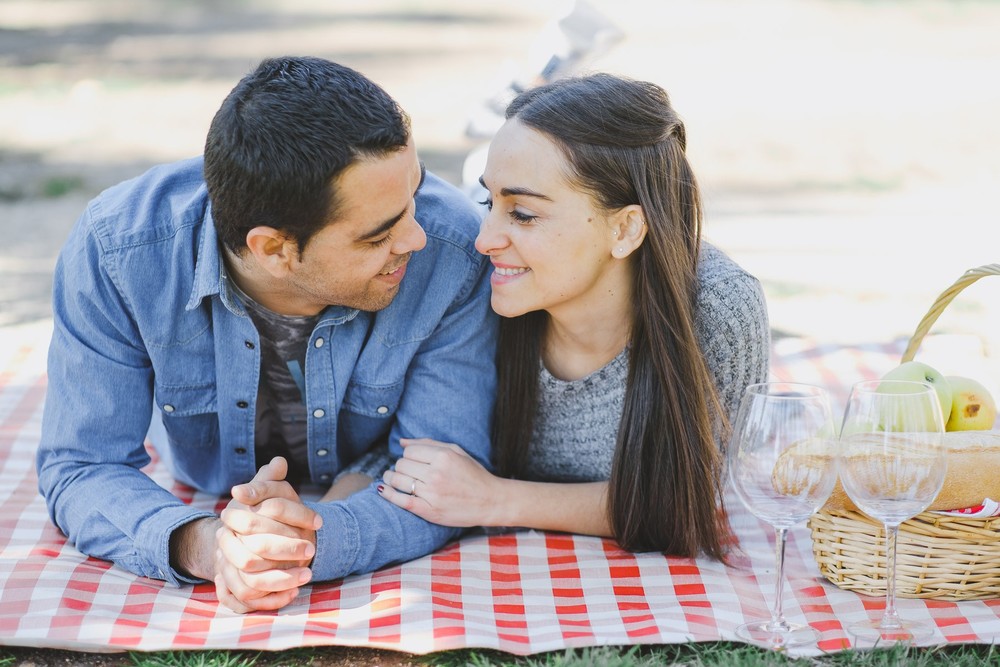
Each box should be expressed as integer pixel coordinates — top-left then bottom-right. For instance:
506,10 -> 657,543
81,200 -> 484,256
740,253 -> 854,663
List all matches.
221,507 -> 299,540
214,574 -> 254,614
254,496 -> 322,530
239,564 -> 312,593
213,527 -> 311,614
218,527 -> 278,572
230,457 -> 298,505
257,456 -> 289,482
231,478 -> 300,506
216,528 -> 304,572
232,482 -> 323,530
214,572 -> 301,614
222,501 -> 320,536
239,532 -> 316,564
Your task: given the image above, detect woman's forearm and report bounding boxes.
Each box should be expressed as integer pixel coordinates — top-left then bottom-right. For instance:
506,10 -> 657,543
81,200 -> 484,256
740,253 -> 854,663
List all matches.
494,479 -> 612,537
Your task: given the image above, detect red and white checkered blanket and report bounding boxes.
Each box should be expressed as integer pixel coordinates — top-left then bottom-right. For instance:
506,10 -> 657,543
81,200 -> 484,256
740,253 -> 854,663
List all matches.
2,321 -> 998,656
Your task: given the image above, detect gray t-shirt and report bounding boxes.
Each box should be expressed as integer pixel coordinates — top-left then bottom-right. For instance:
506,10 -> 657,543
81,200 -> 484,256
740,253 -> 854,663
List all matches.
525,242 -> 770,483
231,281 -> 317,484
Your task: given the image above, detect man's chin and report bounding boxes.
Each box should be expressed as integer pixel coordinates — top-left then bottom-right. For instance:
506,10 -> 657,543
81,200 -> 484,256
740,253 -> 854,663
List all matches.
355,284 -> 401,313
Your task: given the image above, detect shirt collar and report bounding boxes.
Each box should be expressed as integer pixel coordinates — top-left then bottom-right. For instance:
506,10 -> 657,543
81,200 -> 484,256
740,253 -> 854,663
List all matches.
186,204 -> 233,313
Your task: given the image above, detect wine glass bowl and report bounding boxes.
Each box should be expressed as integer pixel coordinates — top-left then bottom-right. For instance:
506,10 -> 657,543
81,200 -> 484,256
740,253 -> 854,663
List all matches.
728,382 -> 838,649
838,379 -> 947,644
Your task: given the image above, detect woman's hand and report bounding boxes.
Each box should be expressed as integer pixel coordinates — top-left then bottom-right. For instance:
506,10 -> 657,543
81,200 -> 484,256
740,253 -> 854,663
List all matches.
378,438 -> 506,528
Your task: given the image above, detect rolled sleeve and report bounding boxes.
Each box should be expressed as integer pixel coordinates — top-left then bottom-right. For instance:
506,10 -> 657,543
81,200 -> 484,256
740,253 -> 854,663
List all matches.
309,488 -> 461,581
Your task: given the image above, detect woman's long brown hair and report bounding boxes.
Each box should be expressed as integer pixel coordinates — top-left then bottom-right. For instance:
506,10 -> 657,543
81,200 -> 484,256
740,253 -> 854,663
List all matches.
492,73 -> 727,560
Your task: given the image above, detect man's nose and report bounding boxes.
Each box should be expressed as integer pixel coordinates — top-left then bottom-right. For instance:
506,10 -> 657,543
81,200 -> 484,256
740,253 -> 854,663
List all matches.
394,211 -> 426,254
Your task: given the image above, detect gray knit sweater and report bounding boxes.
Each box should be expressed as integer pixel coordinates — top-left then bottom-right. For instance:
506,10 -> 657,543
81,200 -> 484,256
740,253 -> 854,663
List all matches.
524,242 -> 770,483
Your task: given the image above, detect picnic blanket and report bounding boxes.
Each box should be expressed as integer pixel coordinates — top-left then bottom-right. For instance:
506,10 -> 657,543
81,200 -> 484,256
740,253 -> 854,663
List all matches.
2,319 -> 999,657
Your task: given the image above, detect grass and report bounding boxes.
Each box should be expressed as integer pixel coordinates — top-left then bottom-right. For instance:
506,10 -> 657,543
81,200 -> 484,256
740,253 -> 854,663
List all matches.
4,642 -> 998,667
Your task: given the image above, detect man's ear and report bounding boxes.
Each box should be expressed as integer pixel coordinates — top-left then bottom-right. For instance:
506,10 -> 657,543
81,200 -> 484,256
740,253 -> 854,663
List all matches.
610,205 -> 648,259
245,227 -> 297,277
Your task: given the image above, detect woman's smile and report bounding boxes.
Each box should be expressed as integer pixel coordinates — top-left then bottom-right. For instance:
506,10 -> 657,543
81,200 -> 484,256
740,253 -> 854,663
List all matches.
491,262 -> 531,285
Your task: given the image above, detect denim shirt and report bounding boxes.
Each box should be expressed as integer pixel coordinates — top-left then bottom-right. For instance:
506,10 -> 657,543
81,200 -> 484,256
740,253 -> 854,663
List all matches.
37,157 -> 498,586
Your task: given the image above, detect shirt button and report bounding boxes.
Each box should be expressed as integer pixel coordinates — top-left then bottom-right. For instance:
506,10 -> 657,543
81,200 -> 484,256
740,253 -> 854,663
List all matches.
236,400 -> 249,409
314,338 -> 325,348
234,447 -> 247,455
320,473 -> 331,482
376,405 -> 389,415
316,448 -> 329,457
162,404 -> 175,413
313,408 -> 325,418
244,340 -> 255,349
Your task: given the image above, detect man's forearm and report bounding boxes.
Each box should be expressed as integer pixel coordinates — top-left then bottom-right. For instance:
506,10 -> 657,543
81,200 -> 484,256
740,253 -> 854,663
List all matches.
170,516 -> 223,581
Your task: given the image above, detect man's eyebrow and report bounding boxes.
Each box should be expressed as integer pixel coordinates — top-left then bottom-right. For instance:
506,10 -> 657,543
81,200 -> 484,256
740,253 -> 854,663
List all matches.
477,176 -> 552,201
357,162 -> 426,242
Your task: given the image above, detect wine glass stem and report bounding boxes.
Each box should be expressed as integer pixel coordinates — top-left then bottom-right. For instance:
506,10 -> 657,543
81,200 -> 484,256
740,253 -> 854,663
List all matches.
769,527 -> 790,631
881,523 -> 902,629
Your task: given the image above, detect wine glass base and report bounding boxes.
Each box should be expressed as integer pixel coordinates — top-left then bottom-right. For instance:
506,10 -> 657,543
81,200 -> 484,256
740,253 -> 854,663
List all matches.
848,619 -> 934,646
736,620 -> 819,649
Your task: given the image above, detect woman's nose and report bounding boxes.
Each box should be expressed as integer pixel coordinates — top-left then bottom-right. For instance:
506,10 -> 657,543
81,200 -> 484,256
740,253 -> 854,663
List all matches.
474,211 -> 507,256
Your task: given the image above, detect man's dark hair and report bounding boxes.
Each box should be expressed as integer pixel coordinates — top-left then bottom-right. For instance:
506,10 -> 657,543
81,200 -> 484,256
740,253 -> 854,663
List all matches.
204,56 -> 411,255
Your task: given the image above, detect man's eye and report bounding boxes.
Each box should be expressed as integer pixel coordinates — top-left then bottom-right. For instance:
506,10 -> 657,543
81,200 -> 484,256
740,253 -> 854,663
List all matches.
370,233 -> 393,248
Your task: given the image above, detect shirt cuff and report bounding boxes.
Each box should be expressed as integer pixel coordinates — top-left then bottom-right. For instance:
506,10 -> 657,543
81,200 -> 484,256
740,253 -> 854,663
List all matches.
135,505 -> 218,587
308,501 -> 360,582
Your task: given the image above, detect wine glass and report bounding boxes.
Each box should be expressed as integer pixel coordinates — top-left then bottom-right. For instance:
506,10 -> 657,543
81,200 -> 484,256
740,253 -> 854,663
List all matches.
728,382 -> 839,649
838,379 -> 947,645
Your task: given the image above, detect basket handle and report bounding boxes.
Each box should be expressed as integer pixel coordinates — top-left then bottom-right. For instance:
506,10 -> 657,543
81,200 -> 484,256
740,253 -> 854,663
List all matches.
901,263 -> 1000,362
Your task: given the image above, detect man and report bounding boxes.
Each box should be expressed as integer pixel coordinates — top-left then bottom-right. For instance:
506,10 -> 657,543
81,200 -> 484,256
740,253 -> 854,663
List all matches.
36,56 -> 498,612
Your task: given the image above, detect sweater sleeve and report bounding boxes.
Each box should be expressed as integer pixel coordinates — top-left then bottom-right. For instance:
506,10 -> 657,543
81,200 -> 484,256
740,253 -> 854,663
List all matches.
694,245 -> 771,442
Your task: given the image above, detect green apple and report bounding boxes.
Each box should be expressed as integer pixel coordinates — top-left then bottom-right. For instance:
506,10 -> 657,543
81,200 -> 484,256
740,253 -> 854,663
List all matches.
945,375 -> 998,431
880,360 -> 953,425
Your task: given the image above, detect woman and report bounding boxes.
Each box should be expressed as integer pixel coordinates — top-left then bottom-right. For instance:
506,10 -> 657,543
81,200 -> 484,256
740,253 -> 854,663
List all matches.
377,73 -> 769,559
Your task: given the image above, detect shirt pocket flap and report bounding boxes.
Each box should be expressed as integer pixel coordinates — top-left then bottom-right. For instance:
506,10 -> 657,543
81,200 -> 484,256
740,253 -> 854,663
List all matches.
342,382 -> 403,418
154,383 -> 217,417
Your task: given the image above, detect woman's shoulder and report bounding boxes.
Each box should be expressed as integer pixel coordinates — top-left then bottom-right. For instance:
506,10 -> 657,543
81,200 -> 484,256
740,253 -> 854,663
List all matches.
694,240 -> 769,327
697,240 -> 757,285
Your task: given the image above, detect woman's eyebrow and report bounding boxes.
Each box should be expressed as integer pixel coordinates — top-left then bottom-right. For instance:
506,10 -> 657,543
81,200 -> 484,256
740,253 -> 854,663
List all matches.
478,176 -> 552,201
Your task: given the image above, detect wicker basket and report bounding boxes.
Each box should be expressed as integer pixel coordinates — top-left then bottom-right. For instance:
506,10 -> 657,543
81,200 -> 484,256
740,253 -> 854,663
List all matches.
808,263 -> 1000,600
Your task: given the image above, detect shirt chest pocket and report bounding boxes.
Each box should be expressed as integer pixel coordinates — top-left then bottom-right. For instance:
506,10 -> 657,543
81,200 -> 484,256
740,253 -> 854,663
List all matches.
338,382 -> 404,452
154,383 -> 219,450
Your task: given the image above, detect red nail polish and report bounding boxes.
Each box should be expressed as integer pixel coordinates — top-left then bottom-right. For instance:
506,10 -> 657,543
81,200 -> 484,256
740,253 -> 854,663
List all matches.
377,484 -> 385,493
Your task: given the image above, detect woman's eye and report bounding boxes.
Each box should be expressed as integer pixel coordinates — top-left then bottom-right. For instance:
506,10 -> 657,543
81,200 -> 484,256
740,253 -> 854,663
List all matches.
477,198 -> 493,211
510,209 -> 535,224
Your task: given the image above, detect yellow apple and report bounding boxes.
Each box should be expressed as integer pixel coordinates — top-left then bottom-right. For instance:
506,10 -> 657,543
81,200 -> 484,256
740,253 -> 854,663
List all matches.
880,360 -> 953,425
945,375 -> 998,431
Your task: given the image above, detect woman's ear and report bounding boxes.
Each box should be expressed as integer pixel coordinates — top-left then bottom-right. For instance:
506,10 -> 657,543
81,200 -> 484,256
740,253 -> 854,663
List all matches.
610,205 -> 648,259
245,227 -> 296,277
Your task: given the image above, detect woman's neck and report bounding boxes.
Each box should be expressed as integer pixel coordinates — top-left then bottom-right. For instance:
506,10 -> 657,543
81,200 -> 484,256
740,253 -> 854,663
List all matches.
541,277 -> 633,382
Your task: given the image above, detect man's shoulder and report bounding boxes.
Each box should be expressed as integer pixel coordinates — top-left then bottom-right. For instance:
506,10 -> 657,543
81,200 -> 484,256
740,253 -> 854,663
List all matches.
86,157 -> 209,249
414,172 -> 484,256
